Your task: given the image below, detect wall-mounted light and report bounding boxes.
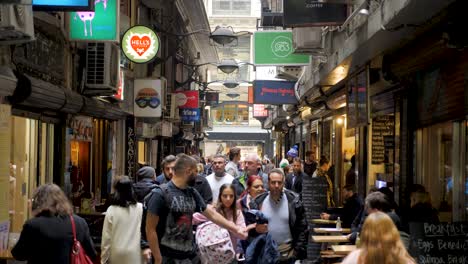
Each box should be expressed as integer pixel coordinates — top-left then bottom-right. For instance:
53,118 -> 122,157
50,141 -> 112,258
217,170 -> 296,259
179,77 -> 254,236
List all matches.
286,116 -> 291,120
336,116 -> 344,125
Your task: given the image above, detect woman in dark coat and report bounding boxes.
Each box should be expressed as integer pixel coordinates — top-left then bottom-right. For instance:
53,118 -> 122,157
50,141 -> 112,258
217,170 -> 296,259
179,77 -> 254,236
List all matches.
12,183 -> 96,264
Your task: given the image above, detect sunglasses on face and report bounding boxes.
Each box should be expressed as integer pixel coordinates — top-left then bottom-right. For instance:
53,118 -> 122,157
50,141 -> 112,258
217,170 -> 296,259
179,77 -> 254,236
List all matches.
135,97 -> 160,108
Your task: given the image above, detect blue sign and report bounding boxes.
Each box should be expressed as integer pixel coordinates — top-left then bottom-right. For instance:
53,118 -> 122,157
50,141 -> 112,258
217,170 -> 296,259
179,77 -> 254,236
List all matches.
33,0 -> 93,11
253,80 -> 298,105
180,108 -> 200,122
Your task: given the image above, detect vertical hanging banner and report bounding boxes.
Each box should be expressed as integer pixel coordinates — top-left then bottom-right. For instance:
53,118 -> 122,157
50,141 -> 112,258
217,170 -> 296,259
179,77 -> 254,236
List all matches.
0,105 -> 11,223
69,0 -> 119,41
134,79 -> 163,117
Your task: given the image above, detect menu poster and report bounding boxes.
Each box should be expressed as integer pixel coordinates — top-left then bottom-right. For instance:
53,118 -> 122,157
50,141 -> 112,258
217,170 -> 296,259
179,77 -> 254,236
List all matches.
371,115 -> 394,164
0,220 -> 9,254
409,222 -> 468,264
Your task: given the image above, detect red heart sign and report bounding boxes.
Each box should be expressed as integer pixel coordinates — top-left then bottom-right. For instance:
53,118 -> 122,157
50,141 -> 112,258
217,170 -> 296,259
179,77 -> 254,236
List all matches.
130,35 -> 151,56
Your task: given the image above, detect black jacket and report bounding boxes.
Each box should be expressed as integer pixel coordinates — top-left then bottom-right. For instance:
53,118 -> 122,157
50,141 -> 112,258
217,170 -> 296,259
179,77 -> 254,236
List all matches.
303,161 -> 317,177
285,172 -> 307,195
249,189 -> 309,260
133,178 -> 158,202
329,193 -> 363,228
12,214 -> 96,264
193,174 -> 213,204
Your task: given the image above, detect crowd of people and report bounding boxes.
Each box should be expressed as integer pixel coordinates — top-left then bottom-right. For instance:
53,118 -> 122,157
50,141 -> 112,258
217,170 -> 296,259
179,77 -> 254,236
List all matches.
9,146 -> 440,264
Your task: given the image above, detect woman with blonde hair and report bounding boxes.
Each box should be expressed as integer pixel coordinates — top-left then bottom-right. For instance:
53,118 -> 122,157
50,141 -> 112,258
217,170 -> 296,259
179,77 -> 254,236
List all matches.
342,212 -> 415,264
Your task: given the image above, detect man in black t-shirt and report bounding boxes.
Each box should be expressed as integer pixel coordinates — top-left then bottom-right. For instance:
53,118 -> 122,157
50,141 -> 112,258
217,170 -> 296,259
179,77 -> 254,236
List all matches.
146,154 -> 247,264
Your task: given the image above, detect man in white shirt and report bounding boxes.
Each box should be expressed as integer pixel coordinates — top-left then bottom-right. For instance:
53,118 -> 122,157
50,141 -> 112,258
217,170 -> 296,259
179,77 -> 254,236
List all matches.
206,154 -> 234,201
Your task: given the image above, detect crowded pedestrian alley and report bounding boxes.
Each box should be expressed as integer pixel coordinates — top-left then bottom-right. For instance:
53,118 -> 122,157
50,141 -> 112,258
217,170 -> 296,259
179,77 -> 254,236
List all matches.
0,0 -> 468,263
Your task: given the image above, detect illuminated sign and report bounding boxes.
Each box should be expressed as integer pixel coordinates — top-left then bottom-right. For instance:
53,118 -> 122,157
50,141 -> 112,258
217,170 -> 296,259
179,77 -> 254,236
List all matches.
253,80 -> 298,105
33,0 -> 93,11
121,26 -> 160,64
69,0 -> 118,41
253,104 -> 269,118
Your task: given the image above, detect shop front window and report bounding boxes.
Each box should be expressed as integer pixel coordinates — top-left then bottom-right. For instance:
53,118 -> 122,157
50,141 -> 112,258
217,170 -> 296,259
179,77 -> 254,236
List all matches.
211,103 -> 250,125
414,122 -> 453,221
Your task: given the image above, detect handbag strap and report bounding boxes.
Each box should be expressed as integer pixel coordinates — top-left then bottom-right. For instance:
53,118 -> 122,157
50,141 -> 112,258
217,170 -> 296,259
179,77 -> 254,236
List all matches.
69,214 -> 77,242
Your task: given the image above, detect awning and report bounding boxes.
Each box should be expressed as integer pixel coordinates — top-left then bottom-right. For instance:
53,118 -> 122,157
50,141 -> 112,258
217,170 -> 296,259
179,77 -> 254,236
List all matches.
0,67 -> 18,97
9,70 -> 127,120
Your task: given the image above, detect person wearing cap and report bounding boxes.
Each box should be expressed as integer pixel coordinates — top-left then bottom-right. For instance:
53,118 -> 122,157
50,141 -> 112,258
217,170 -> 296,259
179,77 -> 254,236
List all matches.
133,166 -> 158,202
286,145 -> 299,163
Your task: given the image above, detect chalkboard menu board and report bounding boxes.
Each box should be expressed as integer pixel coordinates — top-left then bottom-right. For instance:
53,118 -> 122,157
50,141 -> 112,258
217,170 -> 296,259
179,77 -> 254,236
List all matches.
302,176 -> 329,262
302,176 -> 328,220
371,115 -> 394,164
409,222 -> 468,264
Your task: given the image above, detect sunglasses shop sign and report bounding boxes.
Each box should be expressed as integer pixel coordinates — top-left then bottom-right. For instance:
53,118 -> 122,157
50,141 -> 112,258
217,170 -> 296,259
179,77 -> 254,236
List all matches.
134,79 -> 163,118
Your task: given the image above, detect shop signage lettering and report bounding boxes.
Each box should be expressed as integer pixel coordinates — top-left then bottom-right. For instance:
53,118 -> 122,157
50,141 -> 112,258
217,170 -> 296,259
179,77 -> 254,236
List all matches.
205,92 -> 219,106
69,0 -> 118,41
175,91 -> 199,109
121,26 -> 160,63
253,80 -> 298,105
125,116 -> 136,179
284,0 -> 348,27
180,109 -> 200,122
254,31 -> 310,66
253,104 -> 269,118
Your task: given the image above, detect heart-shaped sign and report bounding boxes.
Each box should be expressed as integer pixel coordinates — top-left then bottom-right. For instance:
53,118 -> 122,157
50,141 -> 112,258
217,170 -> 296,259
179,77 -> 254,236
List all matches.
130,35 -> 151,56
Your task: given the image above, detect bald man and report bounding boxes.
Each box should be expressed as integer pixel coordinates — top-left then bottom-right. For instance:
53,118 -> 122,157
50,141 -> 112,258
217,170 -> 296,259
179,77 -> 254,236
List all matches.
232,153 -> 268,196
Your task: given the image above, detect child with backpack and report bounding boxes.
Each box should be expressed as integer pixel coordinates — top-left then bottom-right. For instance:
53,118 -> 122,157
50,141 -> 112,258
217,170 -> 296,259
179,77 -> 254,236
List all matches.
194,184 -> 253,263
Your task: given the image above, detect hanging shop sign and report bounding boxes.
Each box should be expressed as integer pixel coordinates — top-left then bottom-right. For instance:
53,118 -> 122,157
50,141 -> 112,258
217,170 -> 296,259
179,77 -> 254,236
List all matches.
180,109 -> 200,122
69,0 -> 118,41
125,115 -> 136,179
254,31 -> 310,66
121,25 -> 160,64
255,66 -> 282,80
284,1 -> 348,27
114,68 -> 124,101
346,69 -> 368,129
205,92 -> 219,106
175,91 -> 199,109
134,79 -> 163,118
253,104 -> 269,118
253,80 -> 298,105
33,0 -> 93,11
69,116 -> 93,142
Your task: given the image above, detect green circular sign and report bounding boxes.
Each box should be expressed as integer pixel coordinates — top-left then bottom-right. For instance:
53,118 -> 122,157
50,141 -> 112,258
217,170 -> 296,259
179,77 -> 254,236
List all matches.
121,25 -> 160,64
271,36 -> 293,58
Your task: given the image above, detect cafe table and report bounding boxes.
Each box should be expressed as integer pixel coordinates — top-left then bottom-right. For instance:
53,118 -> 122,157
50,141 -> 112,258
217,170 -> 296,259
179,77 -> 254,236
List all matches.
311,219 -> 338,225
0,249 -> 13,260
332,245 -> 356,255
314,227 -> 351,234
312,235 -> 349,243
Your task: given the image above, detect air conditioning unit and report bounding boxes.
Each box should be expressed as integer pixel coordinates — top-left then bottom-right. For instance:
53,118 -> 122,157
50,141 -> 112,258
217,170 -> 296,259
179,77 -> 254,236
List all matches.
292,27 -> 323,54
164,93 -> 179,120
276,66 -> 303,81
84,43 -> 119,96
0,5 -> 35,45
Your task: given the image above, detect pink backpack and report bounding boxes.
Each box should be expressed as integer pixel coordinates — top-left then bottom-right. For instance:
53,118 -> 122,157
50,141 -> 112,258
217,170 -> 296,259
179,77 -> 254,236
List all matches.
195,221 -> 235,264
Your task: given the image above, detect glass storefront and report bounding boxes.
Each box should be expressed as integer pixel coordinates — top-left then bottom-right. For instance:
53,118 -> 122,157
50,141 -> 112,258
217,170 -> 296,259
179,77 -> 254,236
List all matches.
414,121 -> 468,221
10,117 -> 55,232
